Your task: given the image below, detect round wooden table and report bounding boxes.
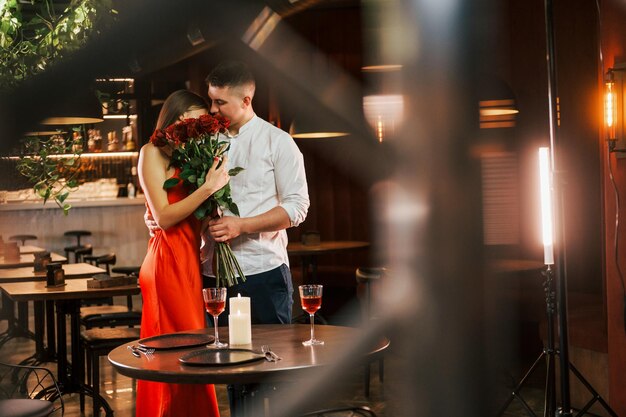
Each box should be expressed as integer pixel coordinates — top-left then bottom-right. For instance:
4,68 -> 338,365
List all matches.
108,324 -> 388,385
109,324 -> 388,417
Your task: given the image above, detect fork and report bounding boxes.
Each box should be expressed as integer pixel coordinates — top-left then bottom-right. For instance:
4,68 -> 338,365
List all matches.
128,345 -> 155,358
261,345 -> 282,361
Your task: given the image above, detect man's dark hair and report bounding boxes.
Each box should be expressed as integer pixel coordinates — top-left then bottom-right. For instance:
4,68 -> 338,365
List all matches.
205,61 -> 255,88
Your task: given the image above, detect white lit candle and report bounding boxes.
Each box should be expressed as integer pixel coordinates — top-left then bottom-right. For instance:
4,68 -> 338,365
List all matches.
228,309 -> 251,345
230,293 -> 250,316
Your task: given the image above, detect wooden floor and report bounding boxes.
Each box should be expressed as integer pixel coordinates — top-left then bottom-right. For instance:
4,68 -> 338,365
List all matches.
0,299 -> 550,417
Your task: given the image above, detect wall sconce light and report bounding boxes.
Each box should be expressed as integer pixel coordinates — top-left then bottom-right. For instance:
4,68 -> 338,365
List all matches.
604,66 -> 626,153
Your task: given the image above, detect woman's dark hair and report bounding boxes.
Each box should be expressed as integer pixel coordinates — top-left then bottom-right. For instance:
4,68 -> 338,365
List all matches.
155,90 -> 208,130
205,61 -> 255,88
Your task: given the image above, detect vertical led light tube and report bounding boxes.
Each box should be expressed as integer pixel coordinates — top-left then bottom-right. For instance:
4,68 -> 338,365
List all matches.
605,76 -> 617,141
539,147 -> 554,265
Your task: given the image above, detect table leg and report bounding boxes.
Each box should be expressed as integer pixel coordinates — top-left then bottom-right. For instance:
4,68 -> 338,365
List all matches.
45,300 -> 56,357
55,300 -> 70,388
17,300 -> 28,329
0,294 -> 36,347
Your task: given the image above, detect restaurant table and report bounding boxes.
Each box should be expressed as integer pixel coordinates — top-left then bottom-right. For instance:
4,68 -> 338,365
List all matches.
287,241 -> 370,284
0,252 -> 67,340
0,252 -> 67,269
0,278 -> 140,408
109,324 -> 389,417
0,263 -> 107,360
19,245 -> 46,255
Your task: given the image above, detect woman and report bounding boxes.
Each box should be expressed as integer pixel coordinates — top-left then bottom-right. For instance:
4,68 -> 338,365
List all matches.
136,90 -> 228,417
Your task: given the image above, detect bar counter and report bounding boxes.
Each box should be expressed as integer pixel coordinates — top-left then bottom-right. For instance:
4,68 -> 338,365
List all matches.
0,196 -> 149,266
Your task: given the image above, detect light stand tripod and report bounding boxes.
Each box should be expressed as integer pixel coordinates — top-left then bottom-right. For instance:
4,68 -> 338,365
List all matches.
496,266 -> 617,417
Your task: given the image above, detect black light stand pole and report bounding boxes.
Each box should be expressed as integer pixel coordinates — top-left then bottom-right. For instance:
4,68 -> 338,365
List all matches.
543,0 -> 573,414
543,2 -> 620,417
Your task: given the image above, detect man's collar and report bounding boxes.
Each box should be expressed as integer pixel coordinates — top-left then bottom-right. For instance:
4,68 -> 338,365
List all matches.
229,113 -> 257,138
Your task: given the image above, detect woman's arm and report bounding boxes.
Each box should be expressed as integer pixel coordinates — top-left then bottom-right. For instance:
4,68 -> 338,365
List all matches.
138,143 -> 229,230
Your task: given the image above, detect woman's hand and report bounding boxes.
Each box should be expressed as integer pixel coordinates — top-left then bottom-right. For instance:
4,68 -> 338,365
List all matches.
202,155 -> 230,195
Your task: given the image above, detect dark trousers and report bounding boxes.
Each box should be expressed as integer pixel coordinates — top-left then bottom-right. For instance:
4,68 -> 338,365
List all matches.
203,263 -> 293,327
203,264 -> 293,416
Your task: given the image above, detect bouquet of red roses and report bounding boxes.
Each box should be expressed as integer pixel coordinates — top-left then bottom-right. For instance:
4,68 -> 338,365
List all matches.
150,114 -> 245,287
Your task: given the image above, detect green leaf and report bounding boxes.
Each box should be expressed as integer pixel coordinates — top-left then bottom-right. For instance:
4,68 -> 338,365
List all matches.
188,175 -> 197,184
179,169 -> 195,180
228,167 -> 244,176
57,191 -> 69,203
230,202 -> 240,217
194,205 -> 207,220
163,178 -> 180,189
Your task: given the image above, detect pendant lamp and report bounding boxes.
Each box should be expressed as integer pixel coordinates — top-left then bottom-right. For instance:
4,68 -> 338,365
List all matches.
40,89 -> 104,125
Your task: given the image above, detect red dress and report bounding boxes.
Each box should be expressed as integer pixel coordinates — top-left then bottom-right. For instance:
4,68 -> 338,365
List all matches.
136,170 -> 219,417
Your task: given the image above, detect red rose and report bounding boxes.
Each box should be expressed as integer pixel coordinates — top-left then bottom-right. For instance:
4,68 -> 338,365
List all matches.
215,114 -> 230,132
150,129 -> 167,147
198,114 -> 218,135
184,118 -> 202,138
165,122 -> 188,145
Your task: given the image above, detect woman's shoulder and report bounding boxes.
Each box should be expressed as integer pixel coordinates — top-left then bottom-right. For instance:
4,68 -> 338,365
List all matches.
140,143 -> 169,165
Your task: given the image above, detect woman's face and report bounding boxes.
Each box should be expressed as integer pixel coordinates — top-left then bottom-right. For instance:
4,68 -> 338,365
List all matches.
181,107 -> 208,120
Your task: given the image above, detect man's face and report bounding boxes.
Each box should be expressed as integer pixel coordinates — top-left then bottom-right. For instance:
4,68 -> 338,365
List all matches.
208,84 -> 247,131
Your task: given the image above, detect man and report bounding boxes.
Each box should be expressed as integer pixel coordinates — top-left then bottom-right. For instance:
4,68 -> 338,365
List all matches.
202,60 -> 309,324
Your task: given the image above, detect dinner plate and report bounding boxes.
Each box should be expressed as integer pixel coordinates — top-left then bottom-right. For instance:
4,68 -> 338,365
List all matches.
179,348 -> 266,366
137,333 -> 215,350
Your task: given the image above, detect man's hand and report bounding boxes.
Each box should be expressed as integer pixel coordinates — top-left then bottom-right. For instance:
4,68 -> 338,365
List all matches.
144,210 -> 160,237
208,216 -> 243,242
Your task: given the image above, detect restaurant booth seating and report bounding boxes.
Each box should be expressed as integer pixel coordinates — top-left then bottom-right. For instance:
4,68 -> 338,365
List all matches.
0,361 -> 64,417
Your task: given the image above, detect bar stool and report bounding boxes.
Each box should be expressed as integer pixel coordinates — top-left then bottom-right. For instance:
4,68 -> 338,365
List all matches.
8,234 -> 37,246
79,327 -> 140,417
355,267 -> 386,397
73,245 -> 93,263
64,230 -> 92,263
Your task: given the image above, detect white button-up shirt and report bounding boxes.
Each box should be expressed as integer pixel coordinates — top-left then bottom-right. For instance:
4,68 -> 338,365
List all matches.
201,114 -> 309,276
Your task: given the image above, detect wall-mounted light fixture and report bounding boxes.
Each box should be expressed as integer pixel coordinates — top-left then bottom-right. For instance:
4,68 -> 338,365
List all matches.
604,66 -> 626,153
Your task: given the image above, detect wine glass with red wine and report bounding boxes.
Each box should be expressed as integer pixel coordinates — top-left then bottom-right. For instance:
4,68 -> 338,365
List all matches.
202,287 -> 228,348
299,284 -> 324,346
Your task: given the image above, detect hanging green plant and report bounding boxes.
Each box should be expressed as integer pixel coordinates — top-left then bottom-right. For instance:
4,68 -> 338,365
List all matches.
16,131 -> 83,215
2,0 -> 116,213
0,0 -> 117,92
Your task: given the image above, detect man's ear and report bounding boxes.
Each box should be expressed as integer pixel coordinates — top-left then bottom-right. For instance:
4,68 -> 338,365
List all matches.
242,96 -> 252,108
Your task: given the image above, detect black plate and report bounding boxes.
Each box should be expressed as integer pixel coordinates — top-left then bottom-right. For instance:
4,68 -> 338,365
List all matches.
137,333 -> 214,350
179,348 -> 266,366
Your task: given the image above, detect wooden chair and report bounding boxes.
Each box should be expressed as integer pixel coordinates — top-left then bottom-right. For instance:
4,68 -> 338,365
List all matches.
79,327 -> 140,417
80,254 -> 141,329
0,361 -> 64,417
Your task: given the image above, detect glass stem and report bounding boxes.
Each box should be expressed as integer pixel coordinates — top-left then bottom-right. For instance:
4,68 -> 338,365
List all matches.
213,315 -> 219,344
309,313 -> 315,341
